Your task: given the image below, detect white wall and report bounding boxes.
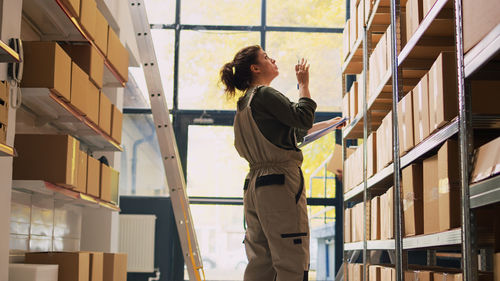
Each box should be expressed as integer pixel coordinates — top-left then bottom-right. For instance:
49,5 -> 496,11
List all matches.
0,0 -> 22,279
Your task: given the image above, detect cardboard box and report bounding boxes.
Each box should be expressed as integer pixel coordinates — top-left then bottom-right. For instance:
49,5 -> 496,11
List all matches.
0,81 -> 8,127
371,196 -> 380,240
103,253 -> 127,281
382,267 -> 395,281
471,81 -> 500,115
0,123 -> 6,144
75,150 -> 88,193
25,252 -> 90,281
345,208 -> 352,243
355,203 -> 365,242
9,263 -> 59,281
495,252 -> 499,281
418,271 -> 434,281
343,93 -> 350,124
79,0 -> 97,40
413,74 -> 430,145
100,163 -> 112,202
62,44 -> 104,89
471,137 -> 500,183
89,252 -> 103,281
87,81 -> 100,125
406,0 -> 423,41
423,154 -> 440,234
70,62 -> 89,116
326,144 -> 343,176
87,156 -> 100,197
428,52 -> 458,132
398,91 -> 414,155
405,270 -> 418,281
351,263 -> 363,281
21,42 -> 72,101
434,272 -> 463,281
438,140 -> 461,232
357,0 -> 364,42
350,82 -> 359,118
377,111 -> 393,172
423,0 -> 437,17
367,132 -> 377,178
402,164 -> 423,236
111,105 -> 123,144
463,0 -> 500,52
381,187 -> 394,240
61,0 -> 80,17
110,168 -> 120,204
99,91 -> 112,135
107,27 -> 129,82
349,2 -> 358,51
94,10 -> 109,55
369,265 -> 382,281
343,20 -> 351,61
13,135 -> 79,187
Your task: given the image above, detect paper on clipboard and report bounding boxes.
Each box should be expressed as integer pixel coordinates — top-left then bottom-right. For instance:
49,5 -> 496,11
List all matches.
297,117 -> 347,148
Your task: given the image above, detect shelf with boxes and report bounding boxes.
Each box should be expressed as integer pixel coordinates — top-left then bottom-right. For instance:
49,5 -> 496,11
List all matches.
12,180 -> 119,211
399,0 -> 455,68
345,229 -> 462,251
344,118 -> 459,202
0,39 -> 21,63
470,175 -> 500,209
0,79 -> 14,156
18,41 -> 123,152
22,0 -> 129,87
464,24 -> 500,78
12,134 -> 120,211
469,136 -> 500,209
10,252 -> 127,281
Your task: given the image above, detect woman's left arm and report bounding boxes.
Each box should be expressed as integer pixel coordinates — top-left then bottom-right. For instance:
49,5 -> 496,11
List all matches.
307,117 -> 345,135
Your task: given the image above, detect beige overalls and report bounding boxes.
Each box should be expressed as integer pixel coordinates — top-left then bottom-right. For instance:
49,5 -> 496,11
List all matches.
234,86 -> 310,281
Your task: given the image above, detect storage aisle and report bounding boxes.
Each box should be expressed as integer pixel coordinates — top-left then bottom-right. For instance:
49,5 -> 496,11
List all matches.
341,0 -> 500,280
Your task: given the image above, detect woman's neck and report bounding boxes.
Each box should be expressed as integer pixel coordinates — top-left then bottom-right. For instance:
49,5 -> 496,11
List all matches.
250,77 -> 271,87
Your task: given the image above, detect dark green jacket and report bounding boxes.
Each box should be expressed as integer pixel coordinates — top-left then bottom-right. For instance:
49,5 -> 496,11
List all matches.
238,86 -> 317,150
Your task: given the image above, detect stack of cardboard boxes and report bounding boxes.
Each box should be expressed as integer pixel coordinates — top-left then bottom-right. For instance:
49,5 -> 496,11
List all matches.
21,41 -> 123,144
13,134 -> 120,204
61,0 -> 129,82
376,111 -> 393,172
421,140 -> 461,235
344,145 -> 364,192
24,251 -> 127,281
368,25 -> 392,99
471,137 -> 500,184
0,81 -> 9,144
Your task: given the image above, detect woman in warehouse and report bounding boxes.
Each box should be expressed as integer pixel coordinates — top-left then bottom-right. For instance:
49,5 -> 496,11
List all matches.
220,45 -> 343,281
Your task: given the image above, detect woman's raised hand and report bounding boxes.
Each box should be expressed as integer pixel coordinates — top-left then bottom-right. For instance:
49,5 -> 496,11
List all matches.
295,58 -> 310,88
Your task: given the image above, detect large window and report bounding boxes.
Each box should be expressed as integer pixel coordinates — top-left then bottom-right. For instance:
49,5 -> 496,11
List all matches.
126,0 -> 346,280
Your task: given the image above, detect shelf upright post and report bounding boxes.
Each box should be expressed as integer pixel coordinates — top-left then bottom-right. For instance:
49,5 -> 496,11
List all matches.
389,0 -> 404,279
342,71 -> 349,281
362,22 -> 370,281
454,0 -> 477,279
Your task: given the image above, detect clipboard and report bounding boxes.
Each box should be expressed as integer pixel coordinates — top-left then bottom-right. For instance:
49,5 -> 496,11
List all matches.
297,117 -> 347,148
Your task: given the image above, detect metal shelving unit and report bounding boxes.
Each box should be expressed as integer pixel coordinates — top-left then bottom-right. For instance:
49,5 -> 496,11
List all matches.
12,180 -> 120,212
342,0 -> 499,279
470,174 -> 500,209
22,0 -> 127,87
18,88 -> 123,152
0,143 -> 16,157
0,39 -> 20,63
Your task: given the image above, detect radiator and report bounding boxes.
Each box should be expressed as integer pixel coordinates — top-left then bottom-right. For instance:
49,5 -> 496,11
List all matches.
119,214 -> 157,273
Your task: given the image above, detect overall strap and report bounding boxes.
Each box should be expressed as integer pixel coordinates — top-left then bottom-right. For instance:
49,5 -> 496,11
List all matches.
247,85 -> 264,108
